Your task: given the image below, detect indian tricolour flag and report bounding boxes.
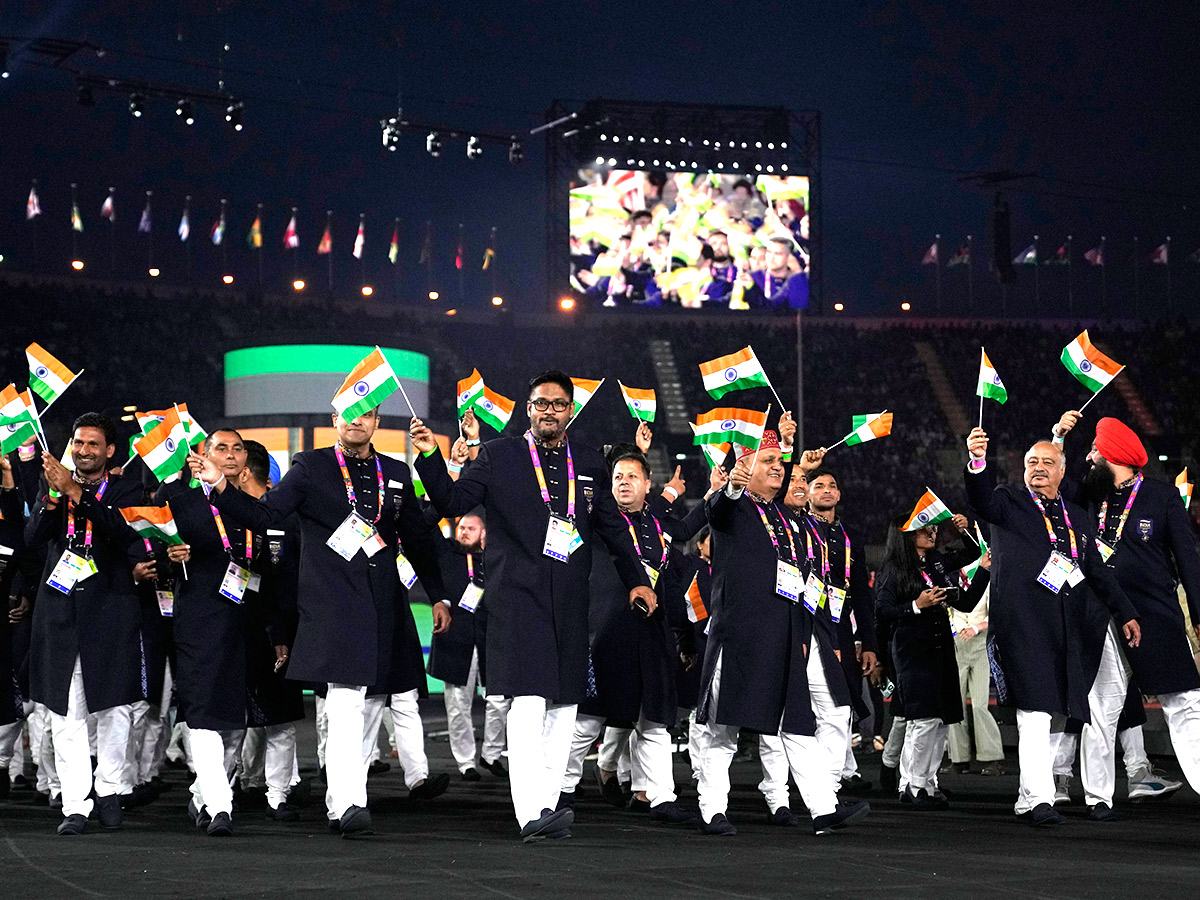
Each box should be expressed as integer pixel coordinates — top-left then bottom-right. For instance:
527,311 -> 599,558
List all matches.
570,377 -> 605,417
474,387 -> 514,433
1061,331 -> 1124,393
689,423 -> 730,470
693,407 -> 768,450
901,488 -> 953,532
331,347 -> 400,422
137,404 -> 206,448
618,382 -> 657,423
120,504 -> 185,546
457,369 -> 485,418
26,343 -> 80,406
976,349 -> 1008,404
961,525 -> 989,582
685,572 -> 708,623
0,384 -> 40,454
133,407 -> 191,482
699,346 -> 771,400
1178,469 -> 1193,510
843,412 -> 893,446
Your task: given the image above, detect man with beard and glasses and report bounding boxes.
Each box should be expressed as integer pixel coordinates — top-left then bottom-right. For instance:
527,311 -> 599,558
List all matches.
965,426 -> 1140,826
1053,411 -> 1200,814
409,371 -> 655,842
27,413 -> 145,835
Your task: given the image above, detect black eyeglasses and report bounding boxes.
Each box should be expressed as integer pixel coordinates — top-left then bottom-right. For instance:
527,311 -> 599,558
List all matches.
529,398 -> 571,412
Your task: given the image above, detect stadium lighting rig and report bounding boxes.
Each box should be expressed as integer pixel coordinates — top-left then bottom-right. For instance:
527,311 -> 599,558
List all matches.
378,116 -> 523,163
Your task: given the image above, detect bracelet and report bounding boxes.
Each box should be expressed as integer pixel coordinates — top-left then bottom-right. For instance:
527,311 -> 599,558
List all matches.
662,485 -> 679,501
466,439 -> 481,447
213,474 -> 227,490
447,462 -> 463,473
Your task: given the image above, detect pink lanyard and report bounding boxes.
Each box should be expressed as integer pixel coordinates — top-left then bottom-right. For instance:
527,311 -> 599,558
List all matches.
805,516 -> 851,584
334,444 -> 385,525
66,477 -> 108,551
620,510 -> 668,571
525,432 -> 575,519
466,553 -> 477,582
753,501 -> 797,564
1098,474 -> 1143,545
207,499 -> 251,565
1028,490 -> 1079,560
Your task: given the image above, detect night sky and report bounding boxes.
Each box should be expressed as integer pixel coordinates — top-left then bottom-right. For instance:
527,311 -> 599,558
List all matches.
2,1 -> 1197,317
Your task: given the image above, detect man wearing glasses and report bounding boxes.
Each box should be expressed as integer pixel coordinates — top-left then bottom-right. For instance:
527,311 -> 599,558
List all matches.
410,371 -> 655,842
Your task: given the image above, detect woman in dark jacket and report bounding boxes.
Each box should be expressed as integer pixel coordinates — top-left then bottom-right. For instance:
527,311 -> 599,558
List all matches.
875,514 -> 989,809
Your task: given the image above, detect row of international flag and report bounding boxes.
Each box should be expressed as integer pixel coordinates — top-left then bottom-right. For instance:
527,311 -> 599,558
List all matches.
922,238 -> 1194,268
21,182 -> 497,268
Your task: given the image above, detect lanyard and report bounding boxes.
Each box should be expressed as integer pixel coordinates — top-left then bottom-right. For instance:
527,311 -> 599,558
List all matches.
466,552 -> 476,582
1098,474 -> 1143,545
525,431 -> 575,520
620,509 -> 669,571
753,501 -> 797,564
334,444 -> 385,525
805,516 -> 851,584
206,499 -> 253,565
1028,490 -> 1079,561
920,568 -> 936,589
66,477 -> 108,551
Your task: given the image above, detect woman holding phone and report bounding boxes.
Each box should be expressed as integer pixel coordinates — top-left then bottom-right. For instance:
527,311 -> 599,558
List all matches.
875,513 -> 990,809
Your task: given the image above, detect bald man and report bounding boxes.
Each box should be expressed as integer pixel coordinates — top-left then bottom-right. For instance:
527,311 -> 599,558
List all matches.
964,428 -> 1138,827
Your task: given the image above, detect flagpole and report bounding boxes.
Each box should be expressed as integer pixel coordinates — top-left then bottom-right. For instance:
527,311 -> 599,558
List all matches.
966,235 -> 973,308
291,207 -> 298,280
378,347 -> 417,417
29,179 -> 39,270
457,223 -> 466,303
184,196 -> 193,283
1066,235 -> 1074,316
1100,236 -> 1107,313
220,199 -> 229,277
392,217 -> 402,303
145,190 -> 154,274
1033,235 -> 1040,308
752,344 -> 788,412
748,403 -> 773,474
27,398 -> 50,453
108,187 -> 117,274
978,347 -> 985,430
1078,367 -> 1125,413
70,183 -> 79,263
326,211 -> 334,293
934,234 -> 942,314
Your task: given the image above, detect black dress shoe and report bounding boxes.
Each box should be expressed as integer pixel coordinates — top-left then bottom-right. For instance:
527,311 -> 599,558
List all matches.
409,772 -> 450,801
596,770 -> 626,808
188,798 -> 212,829
813,799 -> 870,834
95,794 -> 123,830
479,758 -> 508,779
367,760 -> 391,777
125,782 -> 157,808
267,802 -> 301,822
206,811 -> 234,836
285,779 -> 311,806
520,807 -> 573,843
57,814 -> 88,836
880,763 -> 898,794
839,774 -> 872,795
462,767 -> 481,782
556,791 -> 575,811
627,797 -> 651,813
1089,802 -> 1118,822
649,801 -> 699,825
1031,802 -> 1065,827
49,794 -> 63,811
768,806 -> 800,826
339,805 -> 373,838
698,812 -> 737,836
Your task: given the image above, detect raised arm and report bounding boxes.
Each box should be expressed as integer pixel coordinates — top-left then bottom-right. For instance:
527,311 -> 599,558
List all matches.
964,427 -> 1014,526
410,418 -> 488,517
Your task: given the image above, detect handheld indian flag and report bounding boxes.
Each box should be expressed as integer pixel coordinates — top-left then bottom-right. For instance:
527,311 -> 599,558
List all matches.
137,405 -> 206,448
976,349 -> 1008,405
689,423 -> 730,470
901,489 -> 953,532
692,407 -> 768,450
618,382 -> 657,423
685,572 -> 708,623
26,343 -> 82,408
133,407 -> 191,482
831,412 -> 893,449
961,525 -> 989,582
699,346 -> 771,400
473,387 -> 514,433
1061,331 -> 1124,407
331,347 -> 401,423
457,369 -> 485,418
1178,469 -> 1193,510
120,504 -> 185,546
0,385 -> 41,454
570,377 -> 605,417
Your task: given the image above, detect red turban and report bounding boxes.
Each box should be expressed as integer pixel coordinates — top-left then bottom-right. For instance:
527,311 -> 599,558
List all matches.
1094,417 -> 1148,468
737,430 -> 781,461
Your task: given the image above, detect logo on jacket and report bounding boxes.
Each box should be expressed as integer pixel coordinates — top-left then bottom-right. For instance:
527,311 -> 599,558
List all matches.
269,540 -> 282,564
583,483 -> 594,513
1137,519 -> 1153,541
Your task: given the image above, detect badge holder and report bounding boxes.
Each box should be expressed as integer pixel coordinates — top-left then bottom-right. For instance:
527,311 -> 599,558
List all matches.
1094,538 -> 1115,563
775,560 -> 801,604
219,562 -> 251,604
47,550 -> 86,595
395,552 -> 419,588
326,512 -> 375,561
802,572 -> 826,613
1036,551 -> 1077,594
156,590 -> 175,617
827,585 -> 848,623
643,562 -> 661,589
459,582 -> 484,612
543,515 -> 574,563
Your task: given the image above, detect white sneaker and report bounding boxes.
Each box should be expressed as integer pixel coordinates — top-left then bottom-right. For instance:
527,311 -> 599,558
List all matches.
1053,773 -> 1072,806
1128,766 -> 1183,802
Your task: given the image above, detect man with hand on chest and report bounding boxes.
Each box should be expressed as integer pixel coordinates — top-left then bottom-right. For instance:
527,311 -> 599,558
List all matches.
1054,412 -> 1200,814
189,406 -> 447,839
409,370 -> 655,843
26,413 -> 146,835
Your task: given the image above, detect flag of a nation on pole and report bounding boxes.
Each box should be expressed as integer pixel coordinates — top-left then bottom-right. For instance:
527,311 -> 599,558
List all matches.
618,382 -> 657,423
1178,469 -> 1193,510
0,385 -> 40,454
1060,330 -> 1123,393
699,347 -> 771,400
120,504 -> 185,546
331,348 -> 400,423
456,369 -> 485,418
693,407 -> 768,449
976,349 -> 1008,404
133,407 -> 192,482
26,343 -> 81,406
843,412 -> 893,446
901,489 -> 953,531
474,387 -> 515,433
570,377 -> 605,417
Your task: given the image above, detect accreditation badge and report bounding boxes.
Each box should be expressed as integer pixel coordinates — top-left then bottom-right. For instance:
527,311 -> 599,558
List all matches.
326,512 -> 374,561
803,572 -> 825,613
775,560 -> 801,604
1036,551 -> 1077,594
219,562 -> 250,604
155,590 -> 175,617
1095,538 -> 1115,564
543,515 -> 573,563
395,551 -> 419,589
827,585 -> 848,623
47,550 -> 85,594
642,561 -> 661,589
458,582 -> 484,612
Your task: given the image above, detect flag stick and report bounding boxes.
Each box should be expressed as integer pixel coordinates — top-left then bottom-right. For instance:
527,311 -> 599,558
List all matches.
751,344 -> 789,412
27,398 -> 50,453
748,403 -> 773,474
825,409 -> 888,454
394,380 -> 417,418
977,347 -> 985,430
1077,367 -> 1124,413
41,369 -> 85,416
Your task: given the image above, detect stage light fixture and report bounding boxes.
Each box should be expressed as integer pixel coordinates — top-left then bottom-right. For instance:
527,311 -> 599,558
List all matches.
292,279 -> 305,291
491,295 -> 503,306
466,136 -> 482,159
222,274 -> 234,284
508,139 -> 523,164
559,296 -> 575,311
755,164 -> 762,172
781,164 -> 788,171
129,93 -> 146,117
600,133 -> 607,140
755,141 -> 762,148
703,140 -> 710,146
71,259 -> 85,271
426,131 -> 442,157
901,302 -> 911,311
664,139 -> 672,145
781,142 -> 788,149
225,101 -> 244,131
834,302 -> 845,312
627,135 -> 633,141
148,267 -> 161,277
732,162 -> 739,169
639,137 -> 646,143
76,82 -> 94,107
638,159 -> 644,166
653,137 -> 660,143
381,117 -> 400,151
766,165 -> 774,173
767,142 -> 775,149
361,285 -> 374,296
716,162 -> 724,170
595,156 -> 604,164
176,99 -> 195,125
653,159 -> 660,166
428,290 -> 440,300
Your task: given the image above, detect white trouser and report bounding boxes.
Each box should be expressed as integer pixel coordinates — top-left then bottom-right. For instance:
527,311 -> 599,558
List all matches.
1015,709 -> 1059,814
1051,732 -> 1077,776
481,694 -> 511,764
324,684 -> 373,820
687,711 -> 705,781
506,695 -> 577,827
132,659 -> 173,785
881,715 -> 907,775
630,712 -> 676,806
841,731 -> 860,779
444,651 -> 480,772
561,713 -> 604,793
809,639 -> 853,797
1159,689 -> 1200,792
241,726 -> 266,788
387,690 -> 430,788
949,632 -> 1004,763
696,649 -> 837,823
0,721 -> 20,769
901,718 -> 948,793
125,701 -> 149,785
315,695 -> 329,768
598,724 -> 632,780
1119,725 -> 1149,777
188,728 -> 243,817
264,724 -> 299,808
1081,622 -> 1133,807
757,732 -> 791,813
32,704 -> 59,795
52,657 -> 133,818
